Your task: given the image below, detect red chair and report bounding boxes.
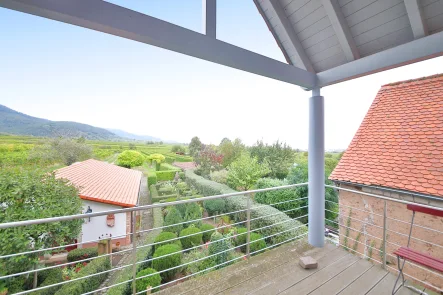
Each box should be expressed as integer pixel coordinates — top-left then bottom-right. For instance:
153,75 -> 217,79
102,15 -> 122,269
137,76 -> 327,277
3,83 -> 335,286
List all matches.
392,204 -> 443,294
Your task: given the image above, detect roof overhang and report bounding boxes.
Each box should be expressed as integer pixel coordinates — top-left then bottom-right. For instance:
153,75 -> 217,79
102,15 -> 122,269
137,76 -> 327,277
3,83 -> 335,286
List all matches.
80,195 -> 136,208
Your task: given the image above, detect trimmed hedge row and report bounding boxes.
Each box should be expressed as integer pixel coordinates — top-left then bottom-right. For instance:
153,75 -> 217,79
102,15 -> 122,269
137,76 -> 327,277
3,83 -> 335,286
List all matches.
67,247 -> 98,262
147,171 -> 157,187
156,170 -> 178,181
159,163 -> 181,171
185,170 -> 307,245
54,257 -> 110,295
34,268 -> 63,295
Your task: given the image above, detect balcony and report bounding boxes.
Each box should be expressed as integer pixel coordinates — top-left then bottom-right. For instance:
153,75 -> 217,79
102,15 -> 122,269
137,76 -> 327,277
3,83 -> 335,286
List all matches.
1,183 -> 441,295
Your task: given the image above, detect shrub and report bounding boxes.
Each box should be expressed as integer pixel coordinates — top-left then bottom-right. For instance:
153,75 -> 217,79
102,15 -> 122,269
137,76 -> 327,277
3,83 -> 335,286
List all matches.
179,226 -> 202,249
227,153 -> 269,191
254,178 -> 300,218
147,172 -> 157,187
156,170 -> 177,181
179,172 -> 185,180
54,257 -> 111,295
67,247 -> 98,262
34,268 -> 63,295
154,232 -> 181,250
135,268 -> 161,293
160,163 -> 180,171
158,187 -> 173,196
249,233 -> 266,255
183,203 -> 202,228
208,232 -> 231,268
199,223 -> 215,243
233,227 -> 247,248
210,169 -> 228,184
152,244 -> 182,281
163,207 -> 184,235
117,150 -> 144,168
164,155 -> 175,164
171,145 -> 186,154
203,199 -> 226,216
181,249 -> 216,276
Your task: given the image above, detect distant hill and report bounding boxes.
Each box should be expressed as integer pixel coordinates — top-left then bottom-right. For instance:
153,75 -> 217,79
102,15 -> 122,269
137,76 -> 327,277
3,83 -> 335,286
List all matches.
107,128 -> 162,142
0,104 -> 119,140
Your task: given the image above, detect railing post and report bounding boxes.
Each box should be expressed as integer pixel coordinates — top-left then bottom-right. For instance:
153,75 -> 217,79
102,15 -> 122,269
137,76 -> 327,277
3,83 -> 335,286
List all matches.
382,200 -> 387,269
246,195 -> 251,259
132,210 -> 137,294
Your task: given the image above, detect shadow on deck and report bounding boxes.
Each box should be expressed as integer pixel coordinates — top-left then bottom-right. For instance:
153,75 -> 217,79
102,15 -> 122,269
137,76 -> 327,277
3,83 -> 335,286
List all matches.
157,239 -> 415,295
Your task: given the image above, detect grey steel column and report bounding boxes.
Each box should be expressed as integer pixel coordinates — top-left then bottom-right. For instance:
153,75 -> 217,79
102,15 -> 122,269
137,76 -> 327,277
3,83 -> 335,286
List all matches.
308,87 -> 325,247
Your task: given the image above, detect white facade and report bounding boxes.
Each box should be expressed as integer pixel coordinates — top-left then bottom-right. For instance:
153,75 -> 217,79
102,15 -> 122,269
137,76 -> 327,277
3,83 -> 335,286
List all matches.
80,200 -> 128,245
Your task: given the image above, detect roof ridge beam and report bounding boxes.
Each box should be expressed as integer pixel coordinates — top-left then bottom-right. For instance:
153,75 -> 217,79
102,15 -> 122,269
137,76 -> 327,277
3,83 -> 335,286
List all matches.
404,0 -> 428,39
267,0 -> 315,73
322,0 -> 359,61
0,0 -> 317,89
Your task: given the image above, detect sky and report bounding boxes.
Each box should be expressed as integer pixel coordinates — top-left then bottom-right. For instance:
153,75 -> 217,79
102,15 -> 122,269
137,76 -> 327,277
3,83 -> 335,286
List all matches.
0,1 -> 442,150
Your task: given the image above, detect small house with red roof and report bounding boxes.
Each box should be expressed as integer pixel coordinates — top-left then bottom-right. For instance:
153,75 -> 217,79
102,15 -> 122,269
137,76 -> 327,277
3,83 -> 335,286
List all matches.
329,74 -> 443,289
56,159 -> 143,247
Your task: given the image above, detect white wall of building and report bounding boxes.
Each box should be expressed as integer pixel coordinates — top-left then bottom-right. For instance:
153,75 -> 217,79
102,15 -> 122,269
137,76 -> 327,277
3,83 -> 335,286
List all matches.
80,200 -> 127,245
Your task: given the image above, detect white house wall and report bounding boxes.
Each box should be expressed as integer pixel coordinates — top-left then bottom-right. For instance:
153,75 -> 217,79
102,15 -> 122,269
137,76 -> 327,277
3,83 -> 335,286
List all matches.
80,200 -> 127,245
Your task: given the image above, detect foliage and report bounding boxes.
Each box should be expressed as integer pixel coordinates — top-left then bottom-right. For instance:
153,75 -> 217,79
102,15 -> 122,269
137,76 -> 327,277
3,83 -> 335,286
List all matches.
249,140 -> 295,179
67,247 -> 98,262
249,233 -> 266,255
54,257 -> 111,295
163,207 -> 184,235
159,163 -> 180,171
148,171 -> 157,187
227,153 -> 270,191
195,145 -> 223,177
149,154 -> 166,171
152,244 -> 182,281
0,169 -> 83,277
181,248 -> 216,276
218,138 -> 245,167
117,150 -> 144,168
199,223 -> 215,243
183,203 -> 202,228
203,199 -> 226,216
254,178 -> 300,218
233,227 -> 247,248
208,232 -> 232,268
29,138 -> 92,166
171,145 -> 186,154
179,226 -> 203,249
179,172 -> 185,180
189,136 -> 202,158
154,232 -> 181,250
135,268 -> 161,293
33,268 -> 63,295
209,169 -> 228,184
156,170 -> 178,181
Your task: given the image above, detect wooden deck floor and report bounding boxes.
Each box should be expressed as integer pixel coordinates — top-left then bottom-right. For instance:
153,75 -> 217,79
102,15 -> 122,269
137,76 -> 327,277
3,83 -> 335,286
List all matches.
157,240 -> 415,295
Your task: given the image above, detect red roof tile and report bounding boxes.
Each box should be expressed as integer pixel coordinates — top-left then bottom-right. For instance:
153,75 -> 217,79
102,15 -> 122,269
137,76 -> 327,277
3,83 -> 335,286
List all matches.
55,159 -> 142,207
330,74 -> 443,198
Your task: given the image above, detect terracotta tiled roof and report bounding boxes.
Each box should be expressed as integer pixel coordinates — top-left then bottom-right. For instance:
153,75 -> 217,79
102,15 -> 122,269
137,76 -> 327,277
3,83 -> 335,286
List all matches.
330,74 -> 443,198
55,159 -> 142,207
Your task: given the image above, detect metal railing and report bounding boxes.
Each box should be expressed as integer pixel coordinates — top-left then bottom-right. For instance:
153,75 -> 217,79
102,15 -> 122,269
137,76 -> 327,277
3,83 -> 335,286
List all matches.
326,184 -> 443,294
0,182 -> 309,295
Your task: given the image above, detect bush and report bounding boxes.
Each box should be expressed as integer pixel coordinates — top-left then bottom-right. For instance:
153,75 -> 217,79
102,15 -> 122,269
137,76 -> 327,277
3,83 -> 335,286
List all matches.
233,227 -> 247,248
156,170 -> 177,181
164,155 -> 175,164
135,268 -> 161,293
179,226 -> 202,249
208,232 -> 231,268
171,145 -> 186,154
34,268 -> 63,295
210,169 -> 228,184
200,223 -> 215,243
54,257 -> 111,295
182,249 -> 216,276
203,199 -> 226,216
152,244 -> 182,281
67,247 -> 98,262
159,163 -> 180,171
117,150 -> 144,168
150,184 -> 159,198
147,172 -> 157,187
183,203 -> 202,228
163,207 -> 184,235
154,232 -> 181,250
249,233 -> 266,255
254,178 -> 300,218
179,172 -> 185,180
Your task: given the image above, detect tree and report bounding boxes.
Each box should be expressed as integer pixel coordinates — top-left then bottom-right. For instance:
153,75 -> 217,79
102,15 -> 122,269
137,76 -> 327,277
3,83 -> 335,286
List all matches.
149,153 -> 166,170
189,136 -> 202,158
0,169 -> 83,288
227,153 -> 270,191
29,138 -> 92,166
194,145 -> 223,177
249,140 -> 295,179
171,145 -> 186,154
219,138 -> 244,167
117,150 -> 144,168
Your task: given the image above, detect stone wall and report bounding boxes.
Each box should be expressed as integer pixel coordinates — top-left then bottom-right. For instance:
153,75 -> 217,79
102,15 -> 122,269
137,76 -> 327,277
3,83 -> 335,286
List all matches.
338,184 -> 443,291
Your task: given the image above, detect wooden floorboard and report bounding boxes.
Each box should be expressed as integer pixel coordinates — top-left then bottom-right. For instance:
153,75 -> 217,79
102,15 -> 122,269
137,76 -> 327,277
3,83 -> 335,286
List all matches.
338,265 -> 388,295
366,273 -> 415,295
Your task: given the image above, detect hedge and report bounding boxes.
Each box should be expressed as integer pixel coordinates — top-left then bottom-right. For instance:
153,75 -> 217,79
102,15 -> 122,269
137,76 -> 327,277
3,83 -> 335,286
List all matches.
179,227 -> 202,249
135,268 -> 161,293
147,171 -> 157,187
156,170 -> 177,181
150,184 -> 159,198
34,268 -> 63,295
152,194 -> 178,203
67,247 -> 98,262
54,257 -> 110,295
183,202 -> 202,228
203,199 -> 226,216
152,244 -> 182,281
159,163 -> 181,171
163,207 -> 184,235
185,170 -> 307,245
154,232 -> 182,250
173,155 -> 193,162
179,172 -> 185,180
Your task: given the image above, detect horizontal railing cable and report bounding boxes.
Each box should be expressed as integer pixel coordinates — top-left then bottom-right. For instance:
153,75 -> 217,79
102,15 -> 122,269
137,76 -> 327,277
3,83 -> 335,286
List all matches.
325,200 -> 384,218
